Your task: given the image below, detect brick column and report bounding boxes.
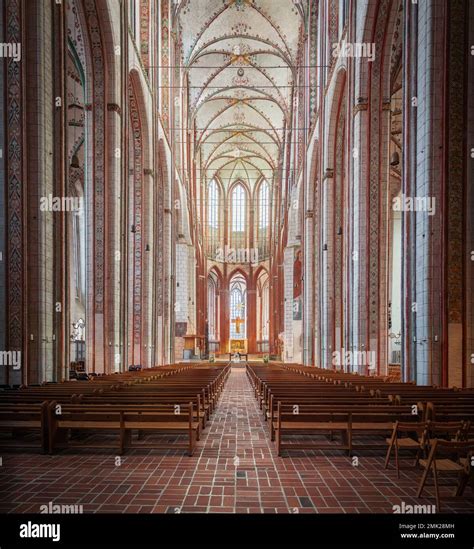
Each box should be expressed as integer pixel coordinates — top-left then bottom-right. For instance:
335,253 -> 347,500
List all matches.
25,0 -> 55,383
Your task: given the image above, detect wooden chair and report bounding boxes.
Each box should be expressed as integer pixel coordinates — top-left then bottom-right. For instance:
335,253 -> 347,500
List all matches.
385,421 -> 429,478
427,420 -> 470,443
457,451 -> 474,497
417,439 -> 474,511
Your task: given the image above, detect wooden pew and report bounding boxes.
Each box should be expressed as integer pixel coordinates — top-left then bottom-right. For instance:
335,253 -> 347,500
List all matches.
0,362 -> 231,455
274,402 -> 415,456
248,363 -> 474,463
48,402 -> 198,456
0,402 -> 49,453
75,393 -> 206,437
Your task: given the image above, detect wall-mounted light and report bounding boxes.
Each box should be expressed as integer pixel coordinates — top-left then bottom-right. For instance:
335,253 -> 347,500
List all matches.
337,227 -> 342,236
145,244 -> 150,252
323,243 -> 328,251
131,225 -> 136,233
390,151 -> 400,166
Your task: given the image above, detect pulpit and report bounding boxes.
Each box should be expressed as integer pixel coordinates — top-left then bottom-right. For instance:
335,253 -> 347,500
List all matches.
182,335 -> 205,360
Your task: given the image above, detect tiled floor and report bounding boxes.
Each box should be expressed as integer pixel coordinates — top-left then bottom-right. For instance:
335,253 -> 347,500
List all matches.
1,366 -> 473,514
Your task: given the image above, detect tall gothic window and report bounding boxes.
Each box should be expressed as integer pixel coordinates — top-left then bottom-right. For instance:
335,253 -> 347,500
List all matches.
207,179 -> 220,257
257,180 -> 270,259
230,183 -> 246,249
229,274 -> 246,340
208,179 -> 219,229
258,180 -> 269,229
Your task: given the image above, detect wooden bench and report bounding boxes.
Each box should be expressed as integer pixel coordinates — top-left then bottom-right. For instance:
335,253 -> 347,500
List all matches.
75,393 -> 206,437
0,402 -> 49,453
274,402 -> 415,456
0,363 -> 231,455
48,402 -> 199,456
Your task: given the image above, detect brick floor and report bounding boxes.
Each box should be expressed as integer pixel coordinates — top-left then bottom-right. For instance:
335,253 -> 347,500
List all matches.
0,367 -> 473,514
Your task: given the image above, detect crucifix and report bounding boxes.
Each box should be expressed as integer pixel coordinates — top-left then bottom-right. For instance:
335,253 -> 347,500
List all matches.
231,316 -> 245,334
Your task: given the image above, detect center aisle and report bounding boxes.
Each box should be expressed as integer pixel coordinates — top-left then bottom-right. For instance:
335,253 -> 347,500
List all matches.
187,364 -> 305,513
184,365 -> 366,513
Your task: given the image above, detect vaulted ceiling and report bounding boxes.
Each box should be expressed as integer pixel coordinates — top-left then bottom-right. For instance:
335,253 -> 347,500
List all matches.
177,0 -> 304,191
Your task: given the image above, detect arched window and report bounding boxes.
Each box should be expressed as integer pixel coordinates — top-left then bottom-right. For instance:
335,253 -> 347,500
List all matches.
230,183 -> 246,249
208,179 -> 219,229
229,274 -> 246,340
258,180 -> 269,229
207,179 -> 220,257
256,180 -> 270,259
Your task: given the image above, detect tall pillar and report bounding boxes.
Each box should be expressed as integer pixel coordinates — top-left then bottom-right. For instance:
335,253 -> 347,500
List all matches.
247,271 -> 257,353
142,168 -> 154,368
283,247 -> 294,362
321,169 -> 334,368
303,149 -> 314,366
219,270 -> 229,353
351,100 -> 369,371
25,0 -> 55,383
465,1 -> 474,388
403,0 -> 446,385
106,103 -> 123,373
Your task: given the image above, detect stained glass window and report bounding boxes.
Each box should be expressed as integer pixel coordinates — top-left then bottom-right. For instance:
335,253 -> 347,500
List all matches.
208,179 -> 219,229
207,179 -> 220,257
258,180 -> 269,229
257,180 -> 270,258
231,184 -> 247,247
229,274 -> 246,339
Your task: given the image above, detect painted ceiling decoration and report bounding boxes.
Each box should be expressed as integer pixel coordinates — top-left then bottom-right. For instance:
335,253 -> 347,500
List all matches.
177,0 -> 304,190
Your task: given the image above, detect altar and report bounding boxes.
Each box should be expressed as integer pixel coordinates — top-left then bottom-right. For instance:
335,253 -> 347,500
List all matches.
229,338 -> 248,361
230,338 -> 247,353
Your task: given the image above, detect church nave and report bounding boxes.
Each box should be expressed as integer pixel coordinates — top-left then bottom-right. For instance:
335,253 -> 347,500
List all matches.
0,0 -> 474,543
